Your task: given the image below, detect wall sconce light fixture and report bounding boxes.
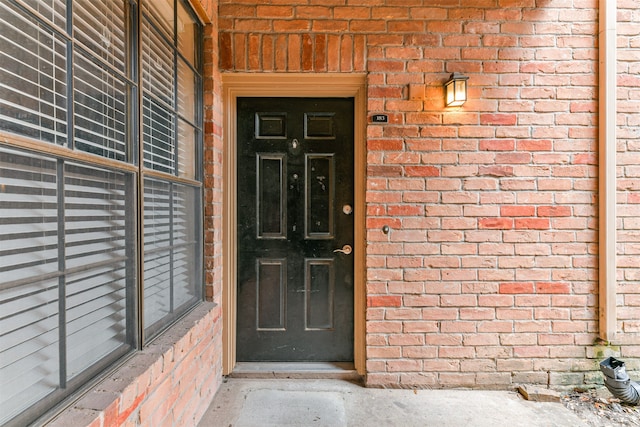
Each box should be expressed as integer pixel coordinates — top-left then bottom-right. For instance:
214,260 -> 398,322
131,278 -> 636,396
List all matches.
444,73 -> 469,107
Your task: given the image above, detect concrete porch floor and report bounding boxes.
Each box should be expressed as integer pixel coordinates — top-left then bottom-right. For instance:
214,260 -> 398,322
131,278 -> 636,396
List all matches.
198,372 -> 587,426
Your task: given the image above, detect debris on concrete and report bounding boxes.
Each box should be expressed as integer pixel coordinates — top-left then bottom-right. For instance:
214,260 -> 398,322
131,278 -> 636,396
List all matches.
562,388 -> 640,427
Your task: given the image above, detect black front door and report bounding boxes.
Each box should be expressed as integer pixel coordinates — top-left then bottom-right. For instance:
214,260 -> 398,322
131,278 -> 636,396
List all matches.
236,97 -> 354,361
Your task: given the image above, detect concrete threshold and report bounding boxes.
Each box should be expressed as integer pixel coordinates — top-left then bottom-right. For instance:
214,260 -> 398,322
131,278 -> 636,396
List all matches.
230,362 -> 361,381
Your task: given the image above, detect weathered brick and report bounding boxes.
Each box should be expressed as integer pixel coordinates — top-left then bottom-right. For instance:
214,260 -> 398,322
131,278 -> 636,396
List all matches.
367,295 -> 402,307
499,282 -> 534,294
438,373 -> 476,386
387,359 -> 422,372
536,282 -> 571,294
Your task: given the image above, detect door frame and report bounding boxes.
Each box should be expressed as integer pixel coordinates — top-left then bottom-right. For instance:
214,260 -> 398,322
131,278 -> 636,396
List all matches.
221,73 -> 367,375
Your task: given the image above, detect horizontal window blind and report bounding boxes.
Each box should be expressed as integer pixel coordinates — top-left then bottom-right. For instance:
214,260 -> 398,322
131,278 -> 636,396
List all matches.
64,162 -> 130,378
142,18 -> 174,110
177,119 -> 196,179
142,0 -> 174,45
141,0 -> 203,338
143,179 -> 201,338
0,147 -> 135,426
172,183 -> 200,310
73,0 -> 127,73
20,0 -> 66,31
73,51 -> 128,161
0,148 -> 58,282
177,0 -> 196,64
143,96 -> 175,174
143,179 -> 172,329
64,164 -> 128,269
0,1 -> 67,146
177,58 -> 196,123
0,147 -> 60,426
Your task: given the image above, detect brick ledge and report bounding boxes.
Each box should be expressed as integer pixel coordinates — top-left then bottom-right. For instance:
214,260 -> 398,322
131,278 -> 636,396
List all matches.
47,302 -> 222,427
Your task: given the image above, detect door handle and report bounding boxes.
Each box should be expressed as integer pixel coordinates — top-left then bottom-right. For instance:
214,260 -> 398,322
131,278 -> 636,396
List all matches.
333,244 -> 352,255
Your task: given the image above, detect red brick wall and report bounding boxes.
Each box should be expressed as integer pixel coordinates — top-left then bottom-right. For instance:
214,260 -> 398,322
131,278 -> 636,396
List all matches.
217,1 -> 640,389
202,0 -> 225,309
617,0 -> 640,359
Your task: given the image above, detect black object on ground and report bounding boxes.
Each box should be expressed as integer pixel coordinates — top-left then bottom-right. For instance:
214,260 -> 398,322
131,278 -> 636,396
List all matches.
600,357 -> 640,406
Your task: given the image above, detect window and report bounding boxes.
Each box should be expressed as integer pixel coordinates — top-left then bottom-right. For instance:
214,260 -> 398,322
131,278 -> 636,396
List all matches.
0,1 -> 203,426
140,0 -> 202,338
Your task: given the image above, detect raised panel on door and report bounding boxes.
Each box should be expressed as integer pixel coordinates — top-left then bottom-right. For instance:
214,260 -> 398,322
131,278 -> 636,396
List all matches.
305,154 -> 334,239
256,154 -> 286,239
305,258 -> 334,331
256,258 -> 286,331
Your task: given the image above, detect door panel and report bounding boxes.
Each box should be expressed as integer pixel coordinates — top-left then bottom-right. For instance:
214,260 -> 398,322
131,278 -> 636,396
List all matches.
305,258 -> 335,330
256,258 -> 286,330
257,154 -> 287,238
237,97 -> 354,361
305,154 -> 334,238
